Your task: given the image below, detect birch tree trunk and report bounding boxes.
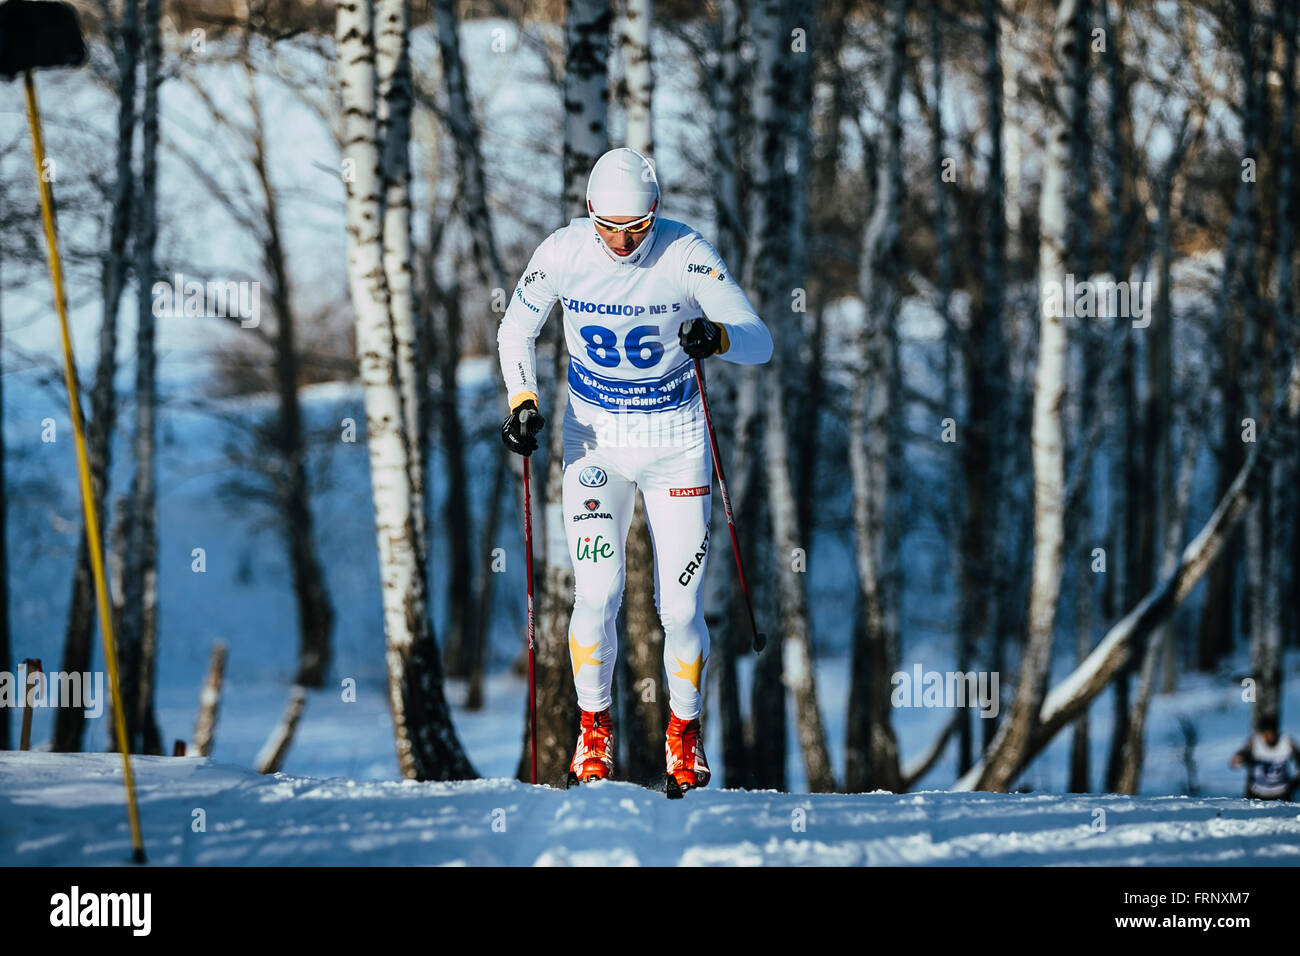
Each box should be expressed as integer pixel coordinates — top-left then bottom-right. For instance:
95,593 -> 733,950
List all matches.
518,0 -> 610,782
616,0 -> 652,156
845,0 -> 905,795
337,0 -> 474,780
972,0 -> 1077,793
191,640 -> 226,758
118,0 -> 163,756
255,686 -> 307,774
561,0 -> 611,219
53,0 -> 137,753
376,0 -> 424,557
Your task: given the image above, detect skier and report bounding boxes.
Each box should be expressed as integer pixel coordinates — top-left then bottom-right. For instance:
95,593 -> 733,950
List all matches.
498,147 -> 772,794
1229,716 -> 1300,801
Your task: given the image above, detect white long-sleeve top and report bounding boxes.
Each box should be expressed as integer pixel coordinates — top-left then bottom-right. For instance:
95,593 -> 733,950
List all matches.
497,217 -> 773,422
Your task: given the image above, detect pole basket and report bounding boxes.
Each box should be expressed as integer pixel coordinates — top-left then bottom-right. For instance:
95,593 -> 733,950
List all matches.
0,0 -> 86,80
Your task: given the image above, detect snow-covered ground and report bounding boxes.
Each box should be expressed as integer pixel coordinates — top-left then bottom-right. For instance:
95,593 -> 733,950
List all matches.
4,752 -> 1299,866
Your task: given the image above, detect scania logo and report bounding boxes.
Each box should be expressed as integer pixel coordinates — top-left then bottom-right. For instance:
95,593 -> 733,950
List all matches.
571,498 -> 613,521
578,466 -> 608,488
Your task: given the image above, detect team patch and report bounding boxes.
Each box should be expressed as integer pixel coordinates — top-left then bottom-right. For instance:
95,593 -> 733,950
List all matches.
669,485 -> 711,497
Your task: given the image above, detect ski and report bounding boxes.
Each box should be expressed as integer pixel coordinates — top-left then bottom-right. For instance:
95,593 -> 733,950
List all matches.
563,772 -> 684,797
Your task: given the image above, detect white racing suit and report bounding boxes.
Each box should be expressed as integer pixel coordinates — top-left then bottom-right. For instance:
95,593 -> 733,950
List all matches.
497,217 -> 772,721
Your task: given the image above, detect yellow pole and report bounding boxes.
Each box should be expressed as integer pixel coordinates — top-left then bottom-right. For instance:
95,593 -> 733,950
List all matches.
23,69 -> 146,864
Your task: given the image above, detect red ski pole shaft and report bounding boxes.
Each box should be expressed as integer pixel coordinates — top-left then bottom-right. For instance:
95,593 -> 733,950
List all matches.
523,455 -> 537,784
692,359 -> 766,653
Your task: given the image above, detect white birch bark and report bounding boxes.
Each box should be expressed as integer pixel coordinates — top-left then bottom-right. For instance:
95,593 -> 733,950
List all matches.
376,0 -> 424,556
616,0 -> 652,156
973,0 -> 1077,793
337,0 -> 473,780
191,640 -> 227,758
562,0 -> 611,217
255,686 -> 307,774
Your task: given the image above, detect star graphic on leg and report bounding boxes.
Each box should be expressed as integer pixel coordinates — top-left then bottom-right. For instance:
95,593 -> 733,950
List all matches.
673,653 -> 706,691
570,632 -> 603,677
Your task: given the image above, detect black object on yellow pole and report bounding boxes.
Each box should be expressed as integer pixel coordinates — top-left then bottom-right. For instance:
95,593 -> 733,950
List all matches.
4,0 -> 146,864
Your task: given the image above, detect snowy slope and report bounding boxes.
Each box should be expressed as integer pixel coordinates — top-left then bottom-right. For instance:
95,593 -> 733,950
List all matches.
3,752 -> 1299,866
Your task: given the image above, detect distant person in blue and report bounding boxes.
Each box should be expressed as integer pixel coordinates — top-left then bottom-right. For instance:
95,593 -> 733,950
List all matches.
1230,716 -> 1300,801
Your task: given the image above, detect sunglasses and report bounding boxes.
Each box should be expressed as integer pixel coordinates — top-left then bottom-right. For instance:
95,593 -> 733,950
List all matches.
591,211 -> 656,235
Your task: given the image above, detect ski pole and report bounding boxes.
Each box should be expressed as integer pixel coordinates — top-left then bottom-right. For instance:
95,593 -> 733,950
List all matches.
692,359 -> 766,654
522,455 -> 537,784
13,31 -> 146,859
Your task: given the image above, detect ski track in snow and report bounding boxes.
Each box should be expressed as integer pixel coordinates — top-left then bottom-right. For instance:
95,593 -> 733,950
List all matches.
3,753 -> 1299,867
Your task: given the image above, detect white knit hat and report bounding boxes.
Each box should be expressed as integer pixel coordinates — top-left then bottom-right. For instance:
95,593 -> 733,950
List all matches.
586,147 -> 659,218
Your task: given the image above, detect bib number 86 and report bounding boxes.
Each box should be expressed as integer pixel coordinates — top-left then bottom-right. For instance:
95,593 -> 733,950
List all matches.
580,324 -> 663,369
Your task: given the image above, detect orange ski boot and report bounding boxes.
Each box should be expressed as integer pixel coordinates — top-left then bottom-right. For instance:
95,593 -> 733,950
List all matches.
567,707 -> 614,786
665,710 -> 710,798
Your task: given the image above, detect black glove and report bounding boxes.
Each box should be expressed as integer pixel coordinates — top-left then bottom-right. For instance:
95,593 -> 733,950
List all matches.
678,318 -> 725,359
502,399 -> 545,456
